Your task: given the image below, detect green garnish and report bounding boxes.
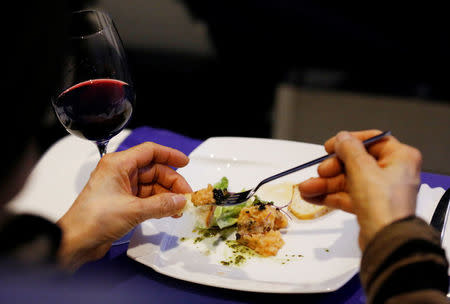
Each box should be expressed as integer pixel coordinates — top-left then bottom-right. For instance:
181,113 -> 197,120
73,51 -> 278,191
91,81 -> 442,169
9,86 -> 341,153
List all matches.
213,177 -> 229,190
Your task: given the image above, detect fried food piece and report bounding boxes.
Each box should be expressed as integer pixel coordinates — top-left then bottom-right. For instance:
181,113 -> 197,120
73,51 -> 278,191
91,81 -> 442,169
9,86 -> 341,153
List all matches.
236,203 -> 288,256
190,184 -> 215,206
187,185 -> 217,228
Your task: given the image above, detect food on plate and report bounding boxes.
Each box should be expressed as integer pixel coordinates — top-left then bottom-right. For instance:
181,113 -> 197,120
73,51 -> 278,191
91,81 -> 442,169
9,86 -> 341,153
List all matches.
184,177 -> 330,258
186,177 -> 289,256
236,198 -> 288,256
190,184 -> 216,206
185,177 -> 251,229
288,185 -> 331,219
190,176 -> 229,206
256,182 -> 331,220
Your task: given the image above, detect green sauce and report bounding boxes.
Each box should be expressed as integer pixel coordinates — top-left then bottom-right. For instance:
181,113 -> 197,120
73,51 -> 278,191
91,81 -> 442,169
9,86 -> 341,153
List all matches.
185,226 -> 305,267
219,240 -> 259,266
191,226 -> 236,244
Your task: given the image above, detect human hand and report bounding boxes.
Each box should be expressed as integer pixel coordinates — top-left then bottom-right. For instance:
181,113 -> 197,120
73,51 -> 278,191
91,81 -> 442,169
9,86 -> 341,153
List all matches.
298,130 -> 422,250
56,142 -> 192,271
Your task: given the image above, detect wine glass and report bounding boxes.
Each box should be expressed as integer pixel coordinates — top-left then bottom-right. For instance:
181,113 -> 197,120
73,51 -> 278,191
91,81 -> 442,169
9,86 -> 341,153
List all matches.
52,10 -> 135,246
52,9 -> 135,158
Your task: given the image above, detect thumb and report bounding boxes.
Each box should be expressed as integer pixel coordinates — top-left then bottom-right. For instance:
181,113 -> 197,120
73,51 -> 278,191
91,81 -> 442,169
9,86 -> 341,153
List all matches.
137,193 -> 187,220
334,131 -> 379,175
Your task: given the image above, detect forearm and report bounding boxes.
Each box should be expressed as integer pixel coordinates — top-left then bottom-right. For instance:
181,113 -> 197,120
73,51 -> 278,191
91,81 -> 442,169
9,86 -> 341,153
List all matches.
361,216 -> 449,303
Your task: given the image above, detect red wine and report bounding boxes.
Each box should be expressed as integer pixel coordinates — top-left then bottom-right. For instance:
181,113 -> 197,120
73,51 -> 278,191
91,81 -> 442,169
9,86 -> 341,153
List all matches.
53,79 -> 134,141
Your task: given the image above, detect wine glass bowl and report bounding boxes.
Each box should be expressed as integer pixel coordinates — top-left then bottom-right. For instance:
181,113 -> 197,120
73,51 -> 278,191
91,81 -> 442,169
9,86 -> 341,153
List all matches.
52,9 -> 135,157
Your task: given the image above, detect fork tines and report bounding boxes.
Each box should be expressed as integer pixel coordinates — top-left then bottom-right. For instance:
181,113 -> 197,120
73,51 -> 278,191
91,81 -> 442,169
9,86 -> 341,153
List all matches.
217,190 -> 252,206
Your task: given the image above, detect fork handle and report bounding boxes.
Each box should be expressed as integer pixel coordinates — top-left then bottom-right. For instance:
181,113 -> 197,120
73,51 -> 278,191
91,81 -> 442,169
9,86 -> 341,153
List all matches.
253,131 -> 391,192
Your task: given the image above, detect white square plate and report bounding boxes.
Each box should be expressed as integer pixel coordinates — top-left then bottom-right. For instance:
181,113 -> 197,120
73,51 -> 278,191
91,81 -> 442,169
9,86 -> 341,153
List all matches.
127,137 -> 361,293
126,137 -> 447,293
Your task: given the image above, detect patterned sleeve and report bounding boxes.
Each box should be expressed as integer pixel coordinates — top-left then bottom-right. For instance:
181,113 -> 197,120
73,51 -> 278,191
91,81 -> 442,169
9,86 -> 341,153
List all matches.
360,216 -> 449,303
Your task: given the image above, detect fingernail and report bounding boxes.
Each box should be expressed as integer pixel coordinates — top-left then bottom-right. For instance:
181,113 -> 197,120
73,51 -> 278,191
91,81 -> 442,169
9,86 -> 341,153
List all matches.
336,131 -> 352,142
171,194 -> 186,207
321,157 -> 334,167
298,178 -> 318,197
299,177 -> 314,187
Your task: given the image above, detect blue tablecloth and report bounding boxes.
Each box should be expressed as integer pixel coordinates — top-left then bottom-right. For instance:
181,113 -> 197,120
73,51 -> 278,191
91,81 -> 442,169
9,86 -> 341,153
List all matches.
81,127 -> 450,304
1,126 -> 448,304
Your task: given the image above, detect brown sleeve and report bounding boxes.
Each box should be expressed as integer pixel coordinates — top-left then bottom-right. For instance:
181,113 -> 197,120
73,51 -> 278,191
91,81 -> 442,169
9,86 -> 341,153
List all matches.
360,216 -> 449,304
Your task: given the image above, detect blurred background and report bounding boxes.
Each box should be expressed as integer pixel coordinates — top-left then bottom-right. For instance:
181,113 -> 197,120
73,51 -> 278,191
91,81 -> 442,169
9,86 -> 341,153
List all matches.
43,0 -> 450,174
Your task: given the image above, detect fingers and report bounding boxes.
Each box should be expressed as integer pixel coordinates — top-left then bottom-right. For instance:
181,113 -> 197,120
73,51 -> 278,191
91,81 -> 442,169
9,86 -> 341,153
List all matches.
317,157 -> 343,177
298,175 -> 346,198
298,175 -> 354,213
323,130 -> 421,179
135,193 -> 187,219
298,131 -> 381,215
307,192 -> 354,213
333,131 -> 380,176
116,142 -> 190,170
323,130 -> 419,177
369,140 -> 421,177
138,164 -> 192,195
320,130 -> 389,178
324,129 -> 383,154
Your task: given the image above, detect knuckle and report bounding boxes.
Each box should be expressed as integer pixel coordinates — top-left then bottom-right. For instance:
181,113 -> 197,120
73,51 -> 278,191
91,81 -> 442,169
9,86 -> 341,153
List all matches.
367,128 -> 383,135
141,141 -> 156,151
408,146 -> 423,174
399,144 -> 422,165
336,138 -> 354,153
352,151 -> 372,166
131,141 -> 155,156
396,144 -> 423,178
409,147 -> 423,165
144,196 -> 175,220
336,175 -> 346,192
161,197 -> 175,216
153,200 -> 169,219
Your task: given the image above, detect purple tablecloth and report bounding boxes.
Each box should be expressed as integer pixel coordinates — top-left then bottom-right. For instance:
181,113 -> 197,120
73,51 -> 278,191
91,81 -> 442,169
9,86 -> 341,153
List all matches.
2,126 -> 447,304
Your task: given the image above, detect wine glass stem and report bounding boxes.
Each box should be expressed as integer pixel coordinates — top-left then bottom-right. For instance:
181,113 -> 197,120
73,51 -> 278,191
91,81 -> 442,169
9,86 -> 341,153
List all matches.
96,140 -> 109,158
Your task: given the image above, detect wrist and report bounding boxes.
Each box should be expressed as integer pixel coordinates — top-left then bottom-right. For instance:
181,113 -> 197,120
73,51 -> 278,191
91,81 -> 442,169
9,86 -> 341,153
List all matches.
56,216 -> 105,272
358,211 -> 416,251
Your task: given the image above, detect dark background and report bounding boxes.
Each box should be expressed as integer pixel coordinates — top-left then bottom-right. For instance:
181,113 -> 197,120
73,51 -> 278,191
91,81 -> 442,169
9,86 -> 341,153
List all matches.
42,1 -> 449,155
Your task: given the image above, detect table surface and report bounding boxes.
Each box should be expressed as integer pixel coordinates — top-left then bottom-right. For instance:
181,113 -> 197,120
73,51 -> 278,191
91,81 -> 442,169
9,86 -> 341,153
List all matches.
3,127 -> 449,304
